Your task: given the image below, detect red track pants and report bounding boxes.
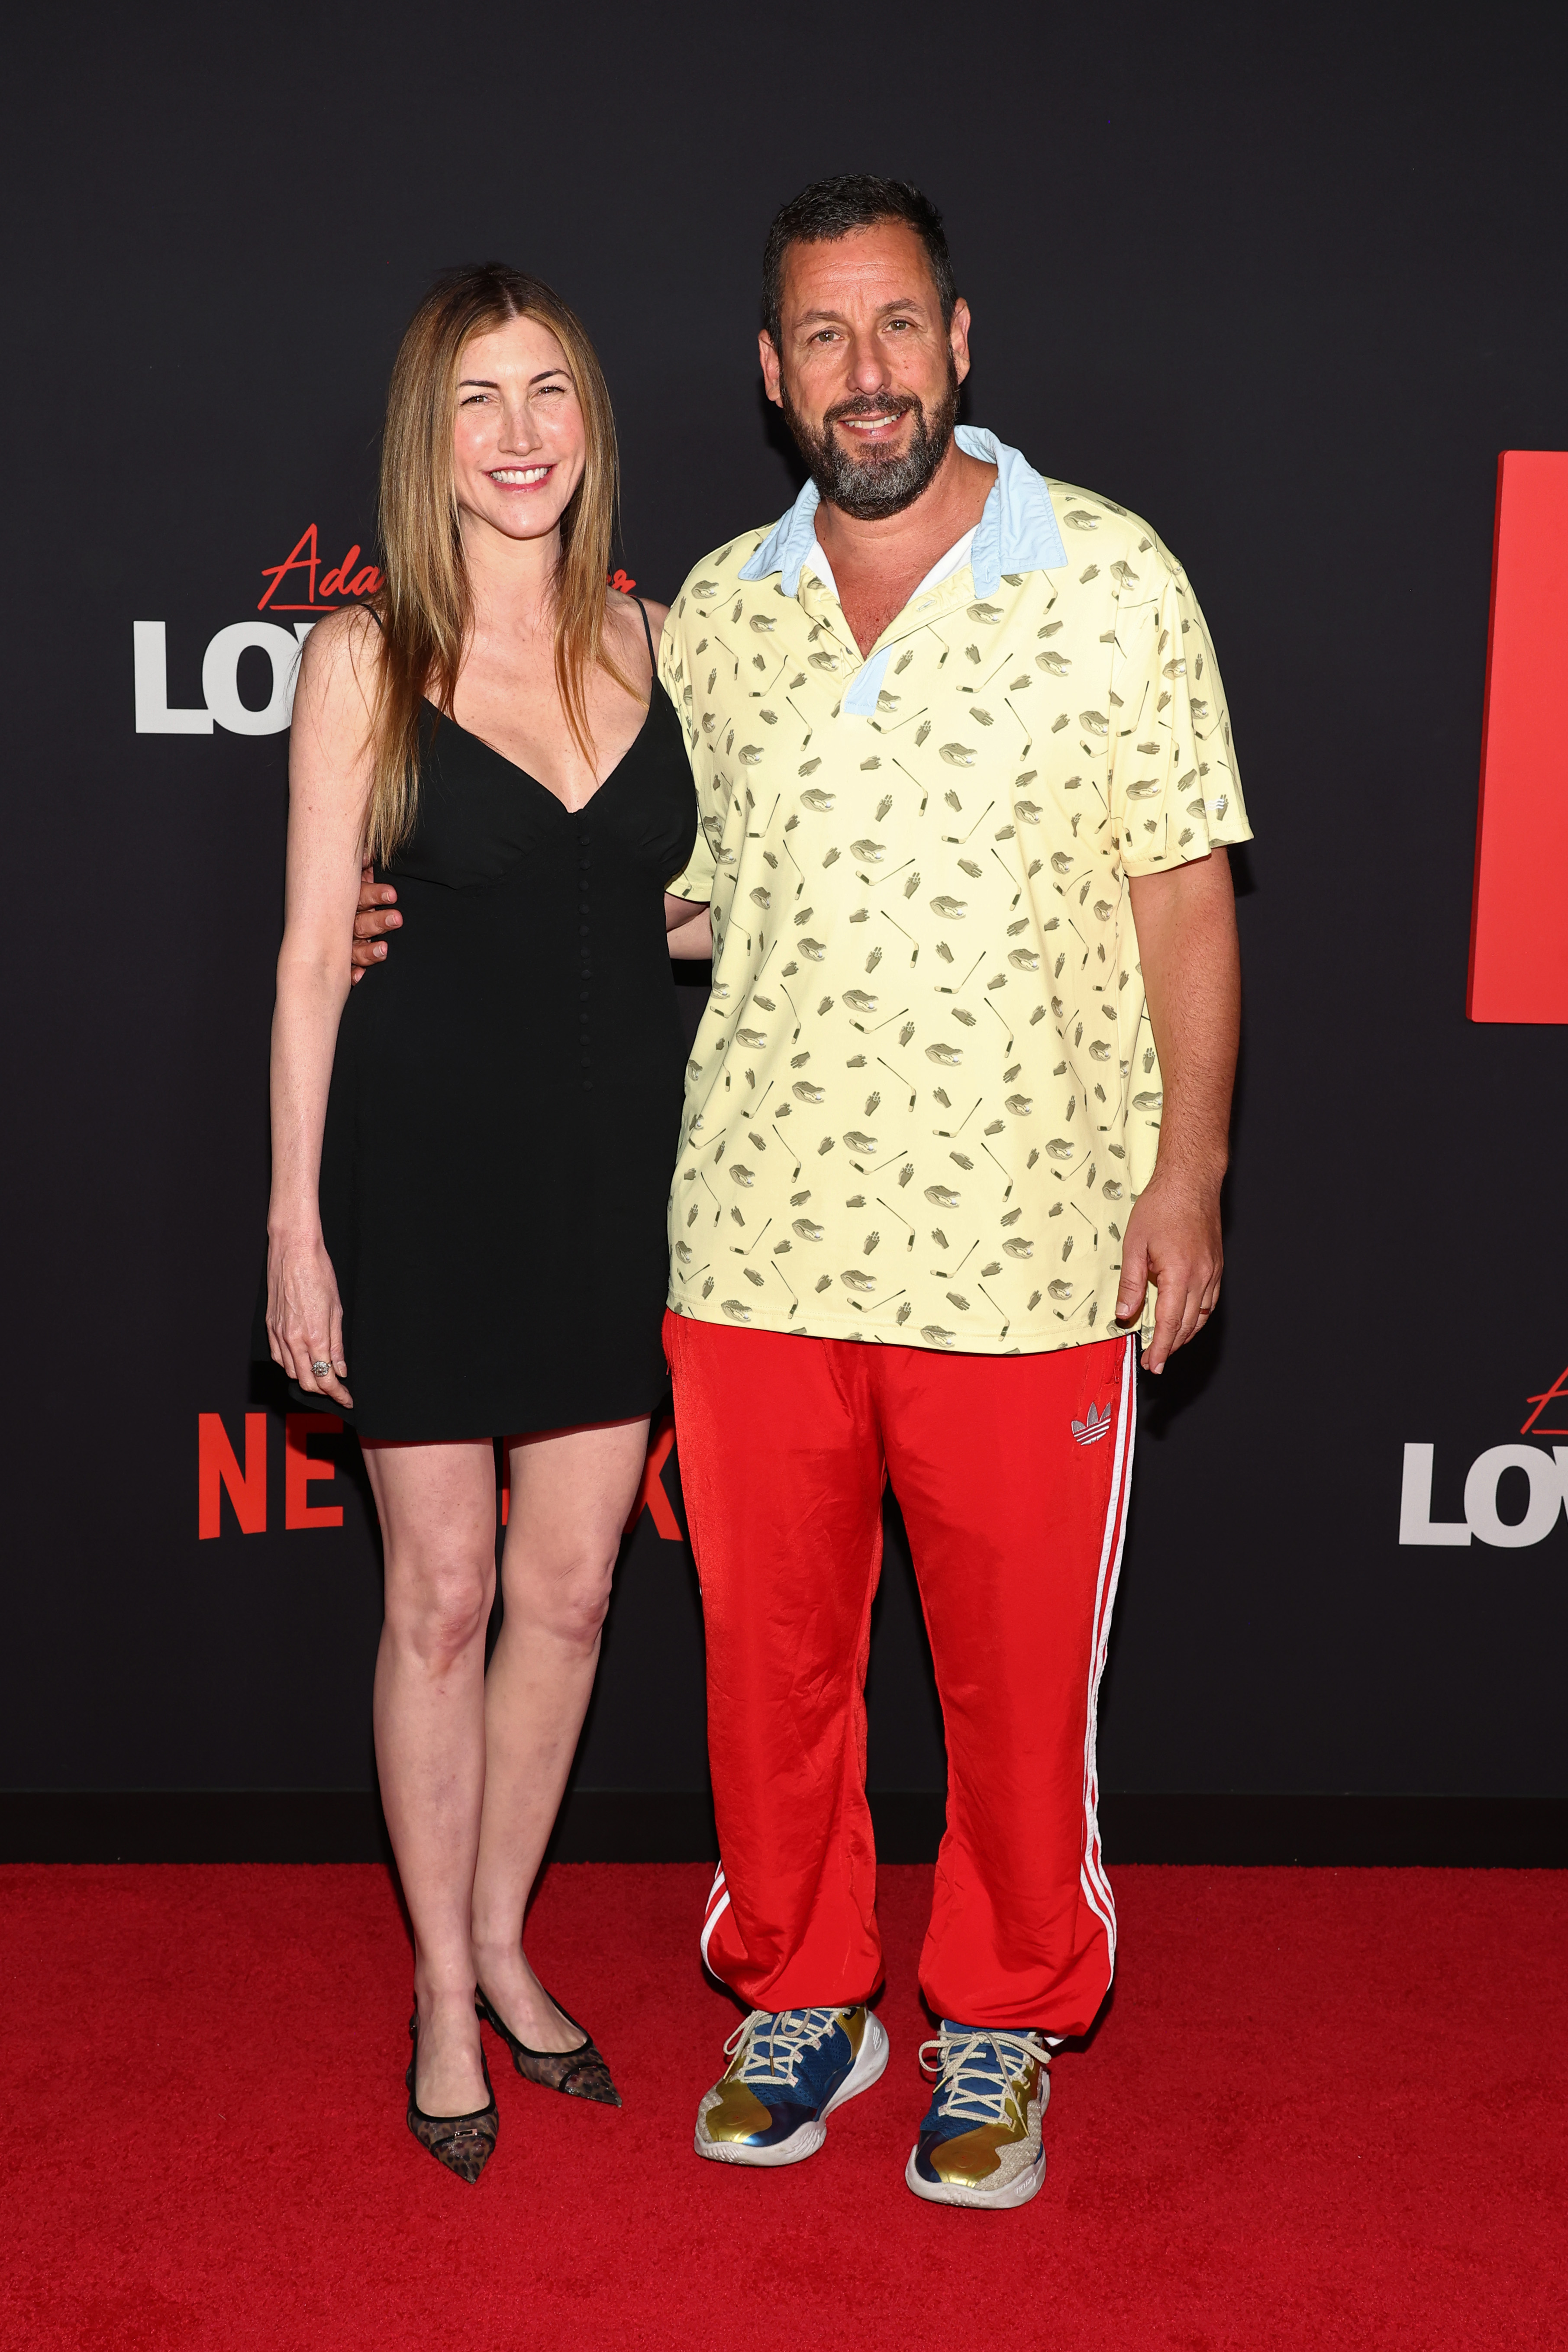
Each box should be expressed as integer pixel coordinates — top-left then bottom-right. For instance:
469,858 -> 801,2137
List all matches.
663,1313 -> 1137,2036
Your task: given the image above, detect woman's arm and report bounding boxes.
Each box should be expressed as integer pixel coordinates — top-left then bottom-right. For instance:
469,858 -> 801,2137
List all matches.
266,613 -> 377,1406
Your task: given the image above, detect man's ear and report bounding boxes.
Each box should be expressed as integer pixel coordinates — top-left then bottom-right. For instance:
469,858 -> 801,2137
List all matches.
758,329 -> 784,410
948,297 -> 973,389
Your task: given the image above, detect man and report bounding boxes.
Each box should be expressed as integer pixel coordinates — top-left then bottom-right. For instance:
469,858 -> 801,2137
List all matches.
357,176 -> 1247,2210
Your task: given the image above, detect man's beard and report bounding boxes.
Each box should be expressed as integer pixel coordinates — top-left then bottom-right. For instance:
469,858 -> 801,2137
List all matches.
780,357 -> 961,522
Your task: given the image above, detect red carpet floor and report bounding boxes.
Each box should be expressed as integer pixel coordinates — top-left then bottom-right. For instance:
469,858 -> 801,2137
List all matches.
3,1862 -> 1564,2350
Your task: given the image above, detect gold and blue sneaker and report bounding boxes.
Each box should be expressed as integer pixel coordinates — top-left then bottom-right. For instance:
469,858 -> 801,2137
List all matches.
694,2004 -> 889,2167
905,2022 -> 1052,2209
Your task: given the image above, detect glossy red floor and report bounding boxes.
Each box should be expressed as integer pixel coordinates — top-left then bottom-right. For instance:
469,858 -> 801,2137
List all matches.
3,1861 -> 1563,2349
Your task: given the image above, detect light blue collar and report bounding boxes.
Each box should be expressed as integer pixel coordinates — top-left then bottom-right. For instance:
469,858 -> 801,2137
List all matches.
737,425 -> 1067,599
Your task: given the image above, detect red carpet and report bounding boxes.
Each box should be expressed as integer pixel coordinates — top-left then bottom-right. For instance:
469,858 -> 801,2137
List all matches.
3,1862 -> 1563,2349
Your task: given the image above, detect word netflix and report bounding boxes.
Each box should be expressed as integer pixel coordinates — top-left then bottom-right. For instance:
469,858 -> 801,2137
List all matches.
198,1412 -> 344,1536
198,1412 -> 686,1541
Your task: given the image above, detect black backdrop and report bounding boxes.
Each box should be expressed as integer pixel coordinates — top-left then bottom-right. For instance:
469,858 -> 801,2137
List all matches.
5,3 -> 1568,1862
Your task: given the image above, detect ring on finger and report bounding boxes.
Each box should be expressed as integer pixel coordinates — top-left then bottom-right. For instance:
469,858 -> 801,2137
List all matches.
311,1359 -> 331,1377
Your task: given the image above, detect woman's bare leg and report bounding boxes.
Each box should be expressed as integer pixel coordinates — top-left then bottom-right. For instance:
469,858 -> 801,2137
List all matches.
470,1416 -> 649,2049
364,1438 -> 496,2116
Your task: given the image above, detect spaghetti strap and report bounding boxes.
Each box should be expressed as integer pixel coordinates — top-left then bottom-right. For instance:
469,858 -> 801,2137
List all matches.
632,594 -> 656,669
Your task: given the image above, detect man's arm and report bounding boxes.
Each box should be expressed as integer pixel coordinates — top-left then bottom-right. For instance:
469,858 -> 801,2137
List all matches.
352,881 -> 713,970
666,894 -> 711,959
1115,848 -> 1240,1372
350,866 -> 399,982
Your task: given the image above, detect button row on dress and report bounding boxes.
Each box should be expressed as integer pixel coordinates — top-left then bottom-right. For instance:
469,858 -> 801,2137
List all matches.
579,826 -> 593,1091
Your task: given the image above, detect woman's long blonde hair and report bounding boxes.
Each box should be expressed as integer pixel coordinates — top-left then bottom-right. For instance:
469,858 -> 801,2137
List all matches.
363,263 -> 634,863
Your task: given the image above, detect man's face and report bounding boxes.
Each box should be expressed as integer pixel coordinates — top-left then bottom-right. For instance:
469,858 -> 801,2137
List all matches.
760,221 -> 971,522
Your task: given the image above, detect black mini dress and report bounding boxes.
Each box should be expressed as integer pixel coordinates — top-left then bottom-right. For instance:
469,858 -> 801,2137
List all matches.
309,620 -> 698,1442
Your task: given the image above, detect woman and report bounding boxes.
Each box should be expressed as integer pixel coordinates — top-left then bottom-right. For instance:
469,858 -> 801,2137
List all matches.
266,264 -> 709,2181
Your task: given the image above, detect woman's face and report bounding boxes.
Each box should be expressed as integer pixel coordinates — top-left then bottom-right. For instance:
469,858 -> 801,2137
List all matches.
451,314 -> 587,544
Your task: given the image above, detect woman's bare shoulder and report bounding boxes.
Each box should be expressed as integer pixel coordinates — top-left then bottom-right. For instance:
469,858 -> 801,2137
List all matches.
607,585 -> 669,663
297,603 -> 382,713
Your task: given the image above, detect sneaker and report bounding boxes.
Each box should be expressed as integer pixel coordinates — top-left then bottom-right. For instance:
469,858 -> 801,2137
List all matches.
905,2022 -> 1052,2209
694,2004 -> 889,2167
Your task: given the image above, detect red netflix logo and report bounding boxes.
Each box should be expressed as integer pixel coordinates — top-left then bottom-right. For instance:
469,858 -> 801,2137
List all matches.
197,1412 -> 343,1537
499,1415 -> 683,1539
198,1412 -> 684,1541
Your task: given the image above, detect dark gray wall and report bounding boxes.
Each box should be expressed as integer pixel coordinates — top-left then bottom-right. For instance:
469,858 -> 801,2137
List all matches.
4,1 -> 1567,1809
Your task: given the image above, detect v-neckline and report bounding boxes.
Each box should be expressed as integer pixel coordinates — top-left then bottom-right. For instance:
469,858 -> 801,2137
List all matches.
425,693 -> 655,816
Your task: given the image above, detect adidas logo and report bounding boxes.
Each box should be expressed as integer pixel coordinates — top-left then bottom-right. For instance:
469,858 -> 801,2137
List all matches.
1071,1402 -> 1113,1446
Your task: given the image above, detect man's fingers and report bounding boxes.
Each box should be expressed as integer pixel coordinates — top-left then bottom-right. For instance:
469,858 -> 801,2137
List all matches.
1145,1260 -> 1220,1371
352,906 -> 400,940
351,937 -> 389,967
1114,1235 -> 1149,1328
1172,1285 -> 1206,1355
1143,1277 -> 1186,1373
1142,1251 -> 1198,1372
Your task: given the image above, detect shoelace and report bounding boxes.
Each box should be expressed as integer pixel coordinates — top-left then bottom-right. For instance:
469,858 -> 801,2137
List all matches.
917,2026 -> 1052,2129
725,2006 -> 846,2090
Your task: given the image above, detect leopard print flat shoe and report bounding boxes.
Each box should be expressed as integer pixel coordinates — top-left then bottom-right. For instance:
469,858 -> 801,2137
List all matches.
475,1984 -> 622,2107
405,2012 -> 499,2183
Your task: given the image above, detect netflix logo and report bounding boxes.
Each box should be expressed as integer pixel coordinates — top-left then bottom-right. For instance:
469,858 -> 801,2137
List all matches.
197,1410 -> 347,1537
197,1412 -> 685,1543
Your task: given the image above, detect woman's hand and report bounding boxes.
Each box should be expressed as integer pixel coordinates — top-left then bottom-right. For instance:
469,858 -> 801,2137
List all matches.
266,1229 -> 354,1409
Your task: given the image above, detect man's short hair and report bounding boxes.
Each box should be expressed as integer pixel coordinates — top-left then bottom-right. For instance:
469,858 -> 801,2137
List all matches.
761,175 -> 955,348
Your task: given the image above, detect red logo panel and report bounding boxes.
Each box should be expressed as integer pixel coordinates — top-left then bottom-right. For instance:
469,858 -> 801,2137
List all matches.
1468,451 -> 1568,1023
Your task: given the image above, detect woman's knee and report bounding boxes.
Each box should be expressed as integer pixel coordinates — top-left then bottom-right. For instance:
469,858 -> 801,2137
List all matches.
508,1543 -> 616,1651
385,1552 -> 492,1667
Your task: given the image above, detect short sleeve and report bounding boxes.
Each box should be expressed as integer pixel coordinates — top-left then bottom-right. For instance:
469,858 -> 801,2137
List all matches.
666,827 -> 716,901
1110,558 -> 1250,877
658,606 -> 716,901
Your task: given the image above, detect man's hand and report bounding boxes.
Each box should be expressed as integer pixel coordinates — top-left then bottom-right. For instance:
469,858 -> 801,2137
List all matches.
350,863 -> 400,984
1115,1171 -> 1223,1374
1118,849 -> 1241,1373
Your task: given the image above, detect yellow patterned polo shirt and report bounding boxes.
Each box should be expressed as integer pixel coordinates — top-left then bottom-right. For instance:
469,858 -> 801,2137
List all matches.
660,427 -> 1251,1355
